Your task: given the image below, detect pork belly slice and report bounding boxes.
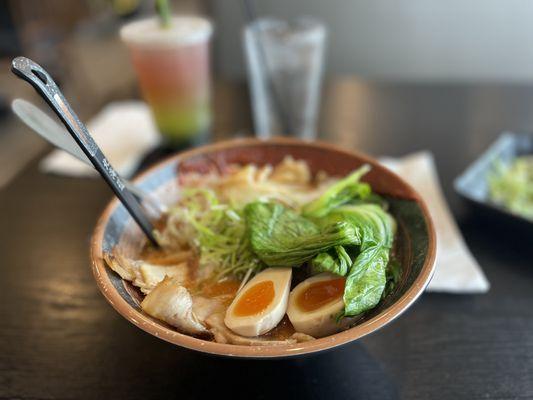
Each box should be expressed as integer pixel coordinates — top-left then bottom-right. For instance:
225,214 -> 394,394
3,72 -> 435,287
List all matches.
141,278 -> 209,335
104,251 -> 189,294
141,278 -> 227,336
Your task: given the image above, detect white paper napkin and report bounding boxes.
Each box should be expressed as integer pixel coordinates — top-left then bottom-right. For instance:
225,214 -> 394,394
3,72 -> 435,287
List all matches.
380,151 -> 490,293
39,101 -> 160,178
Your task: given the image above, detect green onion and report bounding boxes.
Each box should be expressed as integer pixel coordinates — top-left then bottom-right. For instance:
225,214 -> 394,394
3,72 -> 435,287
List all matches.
166,189 -> 263,280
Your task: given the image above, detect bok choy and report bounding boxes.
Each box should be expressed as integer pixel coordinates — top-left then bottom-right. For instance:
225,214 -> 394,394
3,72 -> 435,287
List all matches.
300,164 -> 397,316
311,245 -> 353,276
323,204 -> 395,316
245,201 -> 360,267
244,163 -> 397,318
302,164 -> 371,218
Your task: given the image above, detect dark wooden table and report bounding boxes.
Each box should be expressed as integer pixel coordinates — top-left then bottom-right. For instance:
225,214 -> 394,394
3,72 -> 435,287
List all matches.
1,81 -> 532,400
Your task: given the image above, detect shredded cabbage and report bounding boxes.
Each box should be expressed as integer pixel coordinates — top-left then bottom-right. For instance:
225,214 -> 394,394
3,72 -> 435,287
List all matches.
488,156 -> 533,220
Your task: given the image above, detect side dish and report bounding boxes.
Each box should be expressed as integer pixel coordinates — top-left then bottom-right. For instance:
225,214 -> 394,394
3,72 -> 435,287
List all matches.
104,157 -> 400,346
488,156 -> 533,221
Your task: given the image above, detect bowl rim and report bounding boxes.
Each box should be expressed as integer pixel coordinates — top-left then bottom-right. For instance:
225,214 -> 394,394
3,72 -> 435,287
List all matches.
90,137 -> 436,358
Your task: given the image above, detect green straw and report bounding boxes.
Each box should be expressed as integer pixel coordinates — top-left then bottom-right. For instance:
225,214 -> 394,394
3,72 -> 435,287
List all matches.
156,0 -> 172,28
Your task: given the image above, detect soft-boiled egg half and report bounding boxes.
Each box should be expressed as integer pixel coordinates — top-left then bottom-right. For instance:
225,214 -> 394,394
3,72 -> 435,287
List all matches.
224,268 -> 292,337
287,273 -> 351,338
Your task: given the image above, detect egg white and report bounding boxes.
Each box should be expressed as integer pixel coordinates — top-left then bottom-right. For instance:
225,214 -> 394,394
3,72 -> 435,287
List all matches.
224,267 -> 292,337
287,273 -> 356,338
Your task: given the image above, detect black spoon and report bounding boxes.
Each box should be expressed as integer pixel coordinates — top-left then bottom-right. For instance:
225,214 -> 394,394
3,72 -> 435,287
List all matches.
11,56 -> 159,246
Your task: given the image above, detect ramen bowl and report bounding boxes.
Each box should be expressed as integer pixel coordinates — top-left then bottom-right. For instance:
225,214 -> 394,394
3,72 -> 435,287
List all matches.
91,138 -> 436,358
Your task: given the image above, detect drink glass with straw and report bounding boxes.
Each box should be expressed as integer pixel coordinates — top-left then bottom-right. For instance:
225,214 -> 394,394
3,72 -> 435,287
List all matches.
121,0 -> 213,147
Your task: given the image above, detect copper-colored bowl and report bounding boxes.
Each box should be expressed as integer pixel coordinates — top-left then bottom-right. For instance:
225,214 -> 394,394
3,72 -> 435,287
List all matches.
91,138 -> 436,358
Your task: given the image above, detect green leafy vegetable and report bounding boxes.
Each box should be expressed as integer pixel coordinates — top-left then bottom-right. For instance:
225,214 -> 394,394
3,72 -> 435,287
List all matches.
488,156 -> 533,220
302,164 -> 371,218
321,204 -> 396,316
326,204 -> 395,247
383,258 -> 402,298
342,245 -> 390,316
302,165 -> 397,316
245,201 -> 360,267
311,245 -> 353,276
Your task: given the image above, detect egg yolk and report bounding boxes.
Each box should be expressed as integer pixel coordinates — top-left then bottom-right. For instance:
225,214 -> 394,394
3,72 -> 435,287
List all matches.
234,280 -> 275,317
297,278 -> 346,312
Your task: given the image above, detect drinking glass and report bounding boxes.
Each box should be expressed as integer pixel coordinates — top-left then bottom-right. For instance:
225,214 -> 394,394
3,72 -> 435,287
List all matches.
244,17 -> 326,140
121,16 -> 213,147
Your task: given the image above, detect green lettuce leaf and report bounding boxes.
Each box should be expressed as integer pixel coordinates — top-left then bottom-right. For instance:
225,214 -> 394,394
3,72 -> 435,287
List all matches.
245,201 -> 360,267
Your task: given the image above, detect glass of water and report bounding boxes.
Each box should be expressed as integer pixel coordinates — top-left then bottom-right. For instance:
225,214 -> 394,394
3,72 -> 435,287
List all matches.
244,17 -> 326,140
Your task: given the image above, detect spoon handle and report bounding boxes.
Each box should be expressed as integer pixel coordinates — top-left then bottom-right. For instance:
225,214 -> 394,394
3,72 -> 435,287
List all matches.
11,98 -> 168,216
11,57 -> 159,246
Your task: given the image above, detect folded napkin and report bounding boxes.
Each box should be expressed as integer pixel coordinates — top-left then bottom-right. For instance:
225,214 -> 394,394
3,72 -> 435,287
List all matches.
40,101 -> 160,178
380,152 -> 490,293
